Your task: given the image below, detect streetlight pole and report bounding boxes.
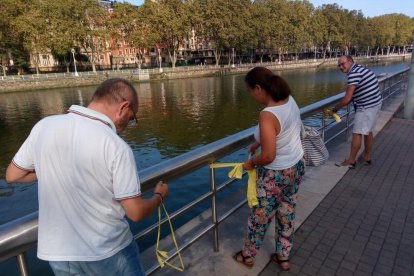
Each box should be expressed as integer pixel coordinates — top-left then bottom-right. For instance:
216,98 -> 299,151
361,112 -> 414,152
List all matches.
71,48 -> 79,77
231,48 -> 235,68
158,48 -> 163,73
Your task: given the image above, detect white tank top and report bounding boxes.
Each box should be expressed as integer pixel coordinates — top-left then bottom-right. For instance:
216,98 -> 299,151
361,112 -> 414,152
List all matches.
253,96 -> 304,170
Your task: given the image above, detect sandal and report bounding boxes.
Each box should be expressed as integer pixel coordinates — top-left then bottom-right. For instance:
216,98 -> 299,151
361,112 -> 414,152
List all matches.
335,160 -> 356,169
233,250 -> 254,268
357,156 -> 371,165
271,253 -> 290,271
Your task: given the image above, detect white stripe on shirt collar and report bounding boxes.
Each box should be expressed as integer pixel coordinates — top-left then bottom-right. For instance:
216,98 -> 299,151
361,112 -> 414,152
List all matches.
68,105 -> 116,132
347,63 -> 358,75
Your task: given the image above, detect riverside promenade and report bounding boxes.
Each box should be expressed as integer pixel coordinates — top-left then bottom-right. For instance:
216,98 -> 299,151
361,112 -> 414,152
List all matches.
144,73 -> 413,275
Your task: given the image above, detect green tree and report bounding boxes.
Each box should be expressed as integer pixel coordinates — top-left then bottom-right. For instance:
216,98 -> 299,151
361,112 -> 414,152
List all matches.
370,16 -> 394,55
351,11 -> 376,56
72,0 -> 108,73
314,4 -> 352,59
42,0 -> 82,73
285,0 -> 314,60
110,2 -> 141,70
265,0 -> 290,63
250,1 -> 271,63
200,0 -> 253,66
390,14 -> 414,54
0,0 -> 26,75
12,0 -> 50,75
145,0 -> 191,69
223,0 -> 253,66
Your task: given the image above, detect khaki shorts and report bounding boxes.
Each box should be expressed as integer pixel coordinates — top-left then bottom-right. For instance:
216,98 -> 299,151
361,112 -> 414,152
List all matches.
353,104 -> 382,135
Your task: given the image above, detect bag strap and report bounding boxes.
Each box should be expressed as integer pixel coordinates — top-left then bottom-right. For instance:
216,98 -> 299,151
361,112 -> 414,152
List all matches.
300,121 -> 306,139
156,203 -> 185,272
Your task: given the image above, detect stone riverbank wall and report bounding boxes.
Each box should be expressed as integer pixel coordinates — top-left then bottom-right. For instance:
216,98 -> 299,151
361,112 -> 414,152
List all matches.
0,54 -> 410,93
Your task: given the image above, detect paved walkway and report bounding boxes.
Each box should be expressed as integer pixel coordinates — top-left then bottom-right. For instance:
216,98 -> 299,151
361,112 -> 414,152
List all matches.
260,117 -> 414,276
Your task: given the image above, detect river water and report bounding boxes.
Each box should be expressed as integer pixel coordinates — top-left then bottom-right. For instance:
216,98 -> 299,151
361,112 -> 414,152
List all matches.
0,61 -> 409,274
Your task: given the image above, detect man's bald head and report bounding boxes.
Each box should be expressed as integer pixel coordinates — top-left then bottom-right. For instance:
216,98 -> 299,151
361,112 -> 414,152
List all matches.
91,78 -> 138,110
88,78 -> 139,133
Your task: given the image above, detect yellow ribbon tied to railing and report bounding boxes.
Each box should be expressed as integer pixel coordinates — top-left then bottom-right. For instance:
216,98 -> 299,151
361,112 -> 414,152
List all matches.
156,202 -> 185,272
323,108 -> 342,123
209,163 -> 258,208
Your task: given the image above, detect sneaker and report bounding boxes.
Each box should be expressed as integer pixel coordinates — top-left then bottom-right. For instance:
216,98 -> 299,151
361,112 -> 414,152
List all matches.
335,160 -> 356,169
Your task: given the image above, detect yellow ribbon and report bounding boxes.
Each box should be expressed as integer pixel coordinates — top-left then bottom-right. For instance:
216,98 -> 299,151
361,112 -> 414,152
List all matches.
323,108 -> 342,123
209,163 -> 258,208
156,203 -> 185,272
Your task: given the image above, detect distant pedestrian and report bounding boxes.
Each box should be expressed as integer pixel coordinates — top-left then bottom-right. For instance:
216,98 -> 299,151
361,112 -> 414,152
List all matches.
330,55 -> 382,168
233,67 -> 305,271
6,78 -> 168,275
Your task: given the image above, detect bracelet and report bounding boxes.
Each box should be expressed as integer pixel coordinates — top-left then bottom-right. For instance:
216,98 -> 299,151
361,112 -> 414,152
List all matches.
154,192 -> 163,203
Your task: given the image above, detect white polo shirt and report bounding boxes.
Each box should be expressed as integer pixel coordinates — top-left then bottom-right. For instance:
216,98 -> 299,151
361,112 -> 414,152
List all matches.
12,105 -> 141,261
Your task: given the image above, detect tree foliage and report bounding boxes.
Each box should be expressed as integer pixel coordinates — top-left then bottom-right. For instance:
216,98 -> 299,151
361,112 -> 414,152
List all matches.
1,0 -> 414,74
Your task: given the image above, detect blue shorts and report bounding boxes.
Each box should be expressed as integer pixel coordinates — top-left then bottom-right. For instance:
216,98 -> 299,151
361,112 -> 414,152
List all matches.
49,241 -> 145,276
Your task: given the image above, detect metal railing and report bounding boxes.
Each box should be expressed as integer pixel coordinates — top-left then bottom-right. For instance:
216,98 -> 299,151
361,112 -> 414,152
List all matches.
0,68 -> 409,275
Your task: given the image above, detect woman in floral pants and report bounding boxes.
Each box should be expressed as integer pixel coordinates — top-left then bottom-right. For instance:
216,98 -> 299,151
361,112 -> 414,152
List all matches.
234,67 -> 305,271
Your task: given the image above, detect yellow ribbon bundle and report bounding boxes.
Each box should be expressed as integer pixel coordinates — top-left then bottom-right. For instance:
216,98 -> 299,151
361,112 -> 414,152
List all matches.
323,108 -> 342,123
209,163 -> 258,208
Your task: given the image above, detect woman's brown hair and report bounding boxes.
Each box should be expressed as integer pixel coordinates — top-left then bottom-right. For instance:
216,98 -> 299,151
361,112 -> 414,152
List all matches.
245,67 -> 291,102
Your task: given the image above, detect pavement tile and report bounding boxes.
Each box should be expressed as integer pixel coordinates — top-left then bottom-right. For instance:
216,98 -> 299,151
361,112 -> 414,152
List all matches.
357,263 -> 375,274
300,264 -> 319,275
323,258 -> 340,270
391,266 -> 413,276
340,259 -> 358,272
374,263 -> 393,275
336,267 -> 354,276
317,266 -> 336,276
353,271 -> 371,276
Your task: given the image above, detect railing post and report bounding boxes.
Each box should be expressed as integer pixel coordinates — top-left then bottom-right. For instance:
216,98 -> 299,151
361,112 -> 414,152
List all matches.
345,104 -> 351,137
321,112 -> 326,141
209,166 -> 219,252
17,253 -> 29,276
405,51 -> 414,119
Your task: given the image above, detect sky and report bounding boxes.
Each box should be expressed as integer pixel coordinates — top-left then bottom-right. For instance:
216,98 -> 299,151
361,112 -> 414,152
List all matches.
120,0 -> 414,18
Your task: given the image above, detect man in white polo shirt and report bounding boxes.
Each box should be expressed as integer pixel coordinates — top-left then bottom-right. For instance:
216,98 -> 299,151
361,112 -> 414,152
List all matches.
6,78 -> 168,275
331,55 -> 382,169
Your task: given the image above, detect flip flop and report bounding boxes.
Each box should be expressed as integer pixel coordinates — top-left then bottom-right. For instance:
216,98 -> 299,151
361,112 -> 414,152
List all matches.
335,160 -> 356,169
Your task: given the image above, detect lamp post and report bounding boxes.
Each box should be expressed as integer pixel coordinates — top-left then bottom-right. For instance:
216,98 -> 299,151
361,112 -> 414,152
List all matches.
158,48 -> 163,73
231,48 -> 235,68
71,48 -> 79,77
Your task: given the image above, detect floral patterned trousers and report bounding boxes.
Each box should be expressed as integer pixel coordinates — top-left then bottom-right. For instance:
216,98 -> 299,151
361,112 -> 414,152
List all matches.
242,159 -> 305,259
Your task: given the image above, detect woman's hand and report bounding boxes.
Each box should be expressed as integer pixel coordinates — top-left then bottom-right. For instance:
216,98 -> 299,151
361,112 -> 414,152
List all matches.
243,159 -> 256,170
